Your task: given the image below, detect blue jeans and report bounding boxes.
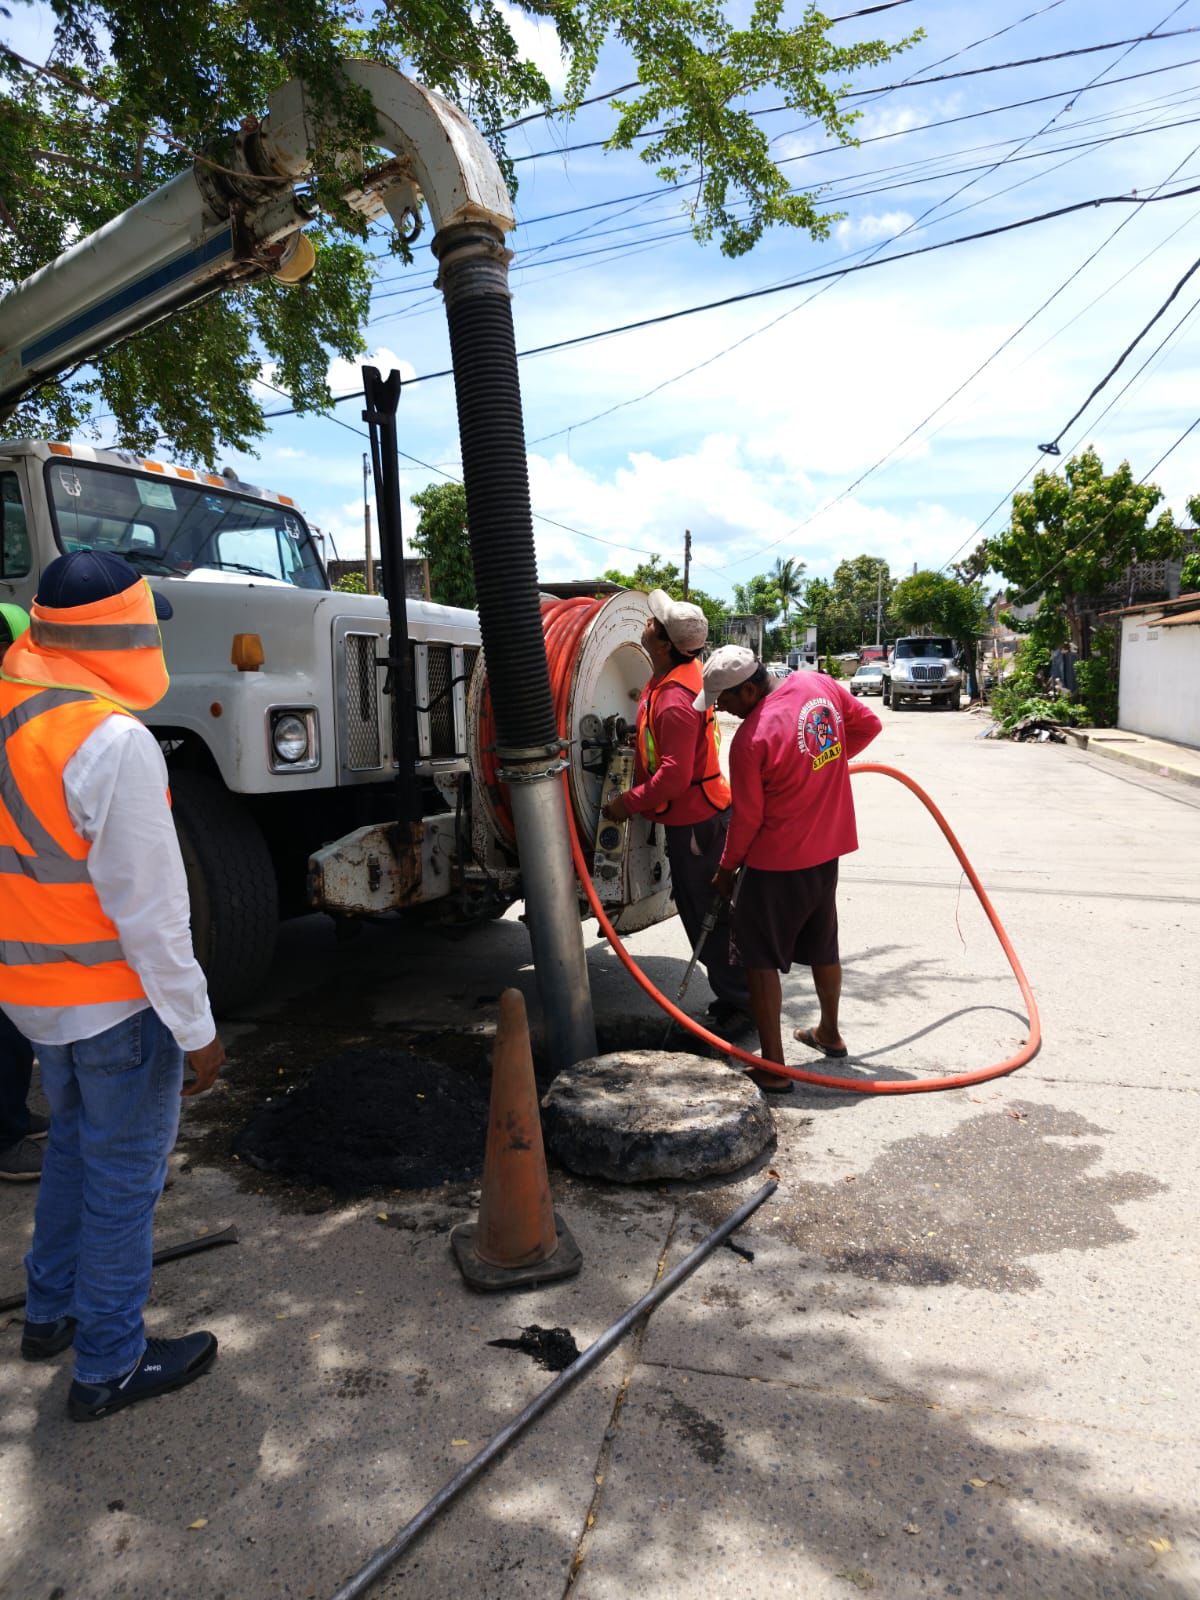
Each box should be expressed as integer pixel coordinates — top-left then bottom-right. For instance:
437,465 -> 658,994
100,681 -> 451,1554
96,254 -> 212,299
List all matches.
25,1007 -> 182,1383
0,1007 -> 35,1149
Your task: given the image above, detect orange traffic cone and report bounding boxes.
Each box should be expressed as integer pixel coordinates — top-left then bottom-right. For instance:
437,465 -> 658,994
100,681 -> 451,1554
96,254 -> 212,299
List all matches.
450,988 -> 583,1291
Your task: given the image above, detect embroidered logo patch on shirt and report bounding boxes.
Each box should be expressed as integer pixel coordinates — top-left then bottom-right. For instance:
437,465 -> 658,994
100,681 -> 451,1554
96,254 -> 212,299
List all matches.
797,698 -> 843,771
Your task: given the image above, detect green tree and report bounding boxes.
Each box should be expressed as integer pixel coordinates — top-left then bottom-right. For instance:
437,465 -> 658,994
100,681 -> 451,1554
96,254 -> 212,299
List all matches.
333,569 -> 366,594
892,569 -> 989,694
1182,551 -> 1200,591
411,481 -> 475,608
770,556 -> 806,641
1,4 -> 917,462
732,574 -> 783,625
602,556 -> 727,636
830,554 -> 893,645
797,556 -> 891,654
988,448 -> 1183,652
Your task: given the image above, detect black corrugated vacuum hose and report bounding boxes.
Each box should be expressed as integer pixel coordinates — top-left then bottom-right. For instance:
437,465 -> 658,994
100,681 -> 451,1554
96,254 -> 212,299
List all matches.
433,223 -> 559,761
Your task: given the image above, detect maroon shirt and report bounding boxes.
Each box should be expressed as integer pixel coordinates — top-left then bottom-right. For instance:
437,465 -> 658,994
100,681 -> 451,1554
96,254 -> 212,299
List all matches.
720,671 -> 882,871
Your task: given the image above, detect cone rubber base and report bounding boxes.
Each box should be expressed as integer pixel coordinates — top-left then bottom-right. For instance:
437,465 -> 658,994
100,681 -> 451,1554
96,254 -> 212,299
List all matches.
450,1212 -> 583,1292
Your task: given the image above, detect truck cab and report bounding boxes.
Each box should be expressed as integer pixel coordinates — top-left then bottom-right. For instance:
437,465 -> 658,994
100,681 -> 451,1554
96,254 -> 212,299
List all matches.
1,439 -> 486,1008
881,635 -> 964,711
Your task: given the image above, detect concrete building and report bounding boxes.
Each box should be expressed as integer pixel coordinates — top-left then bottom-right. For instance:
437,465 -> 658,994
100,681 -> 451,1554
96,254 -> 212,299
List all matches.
1105,592 -> 1200,749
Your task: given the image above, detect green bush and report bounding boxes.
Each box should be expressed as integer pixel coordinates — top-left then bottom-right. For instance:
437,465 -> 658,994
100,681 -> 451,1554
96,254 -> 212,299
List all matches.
988,639 -> 1088,731
1073,626 -> 1119,727
1181,551 -> 1200,591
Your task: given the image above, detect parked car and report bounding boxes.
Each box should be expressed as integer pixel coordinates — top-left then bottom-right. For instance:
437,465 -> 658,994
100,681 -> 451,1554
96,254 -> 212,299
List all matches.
850,663 -> 885,696
765,661 -> 791,679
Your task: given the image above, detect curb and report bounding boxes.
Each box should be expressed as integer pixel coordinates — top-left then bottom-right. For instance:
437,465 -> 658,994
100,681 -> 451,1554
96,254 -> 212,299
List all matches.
1064,729 -> 1200,789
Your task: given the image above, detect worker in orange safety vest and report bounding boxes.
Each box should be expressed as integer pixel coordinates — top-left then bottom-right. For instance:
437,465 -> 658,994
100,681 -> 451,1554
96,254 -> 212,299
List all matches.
602,589 -> 750,1024
0,550 -> 223,1421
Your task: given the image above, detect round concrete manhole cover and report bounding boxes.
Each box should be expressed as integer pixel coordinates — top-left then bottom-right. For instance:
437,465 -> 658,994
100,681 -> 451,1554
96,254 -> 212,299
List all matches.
542,1051 -> 773,1183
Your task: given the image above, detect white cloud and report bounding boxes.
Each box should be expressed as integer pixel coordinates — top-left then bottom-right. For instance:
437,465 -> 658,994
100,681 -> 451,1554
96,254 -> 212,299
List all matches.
835,211 -> 915,247
495,1 -> 569,98
327,347 -> 416,396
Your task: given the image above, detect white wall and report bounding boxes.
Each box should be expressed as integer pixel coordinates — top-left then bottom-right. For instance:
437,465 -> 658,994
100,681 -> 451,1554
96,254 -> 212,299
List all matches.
1118,615 -> 1200,748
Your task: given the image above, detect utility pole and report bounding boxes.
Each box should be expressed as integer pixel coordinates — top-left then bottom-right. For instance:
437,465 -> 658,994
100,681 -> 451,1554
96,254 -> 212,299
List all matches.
682,528 -> 692,599
362,452 -> 375,595
875,565 -> 883,647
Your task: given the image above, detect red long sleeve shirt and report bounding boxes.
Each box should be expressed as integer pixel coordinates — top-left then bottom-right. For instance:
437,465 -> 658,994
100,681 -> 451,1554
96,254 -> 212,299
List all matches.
720,671 -> 882,871
624,675 -> 724,826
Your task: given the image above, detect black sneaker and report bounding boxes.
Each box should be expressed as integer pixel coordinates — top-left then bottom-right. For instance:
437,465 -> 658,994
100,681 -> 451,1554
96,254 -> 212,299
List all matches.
26,1112 -> 50,1142
0,1138 -> 42,1181
68,1332 -> 218,1422
21,1315 -> 76,1361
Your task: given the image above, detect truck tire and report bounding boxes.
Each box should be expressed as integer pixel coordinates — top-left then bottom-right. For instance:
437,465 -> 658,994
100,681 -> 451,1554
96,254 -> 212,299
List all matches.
171,772 -> 279,1014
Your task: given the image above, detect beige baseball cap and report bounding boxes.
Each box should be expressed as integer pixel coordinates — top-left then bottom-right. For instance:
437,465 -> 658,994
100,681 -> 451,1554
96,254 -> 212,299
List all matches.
692,644 -> 759,710
647,588 -> 708,655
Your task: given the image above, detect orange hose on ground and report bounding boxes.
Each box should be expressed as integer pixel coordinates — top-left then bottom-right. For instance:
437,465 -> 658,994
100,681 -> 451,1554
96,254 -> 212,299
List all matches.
479,596 -> 1041,1094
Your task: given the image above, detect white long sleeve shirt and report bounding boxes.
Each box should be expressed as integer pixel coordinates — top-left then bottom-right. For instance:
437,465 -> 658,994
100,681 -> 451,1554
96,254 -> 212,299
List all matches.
2,713 -> 216,1052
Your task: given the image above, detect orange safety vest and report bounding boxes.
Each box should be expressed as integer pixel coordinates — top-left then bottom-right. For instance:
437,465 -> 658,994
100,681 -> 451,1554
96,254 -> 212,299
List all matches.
0,576 -> 169,1008
635,657 -> 732,817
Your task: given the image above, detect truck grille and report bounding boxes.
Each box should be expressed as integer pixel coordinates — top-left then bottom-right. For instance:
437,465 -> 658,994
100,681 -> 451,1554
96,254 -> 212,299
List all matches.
426,643 -> 456,758
910,663 -> 945,682
343,632 -> 383,769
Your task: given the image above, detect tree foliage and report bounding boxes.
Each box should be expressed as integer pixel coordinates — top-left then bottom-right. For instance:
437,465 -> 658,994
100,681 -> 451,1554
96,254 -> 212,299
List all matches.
987,448 -> 1183,650
1181,550 -> 1200,592
799,553 -> 892,652
891,570 -> 987,640
0,0 -> 917,462
602,555 -> 727,636
410,480 -> 475,608
732,573 -> 782,623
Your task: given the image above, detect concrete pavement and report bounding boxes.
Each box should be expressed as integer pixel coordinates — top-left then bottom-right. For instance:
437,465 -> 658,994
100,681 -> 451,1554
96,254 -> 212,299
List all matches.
2,701 -> 1197,1599
1062,725 -> 1200,789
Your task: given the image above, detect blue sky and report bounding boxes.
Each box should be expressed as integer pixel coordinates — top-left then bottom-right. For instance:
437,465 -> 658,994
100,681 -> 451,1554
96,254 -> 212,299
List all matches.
9,0 -> 1200,598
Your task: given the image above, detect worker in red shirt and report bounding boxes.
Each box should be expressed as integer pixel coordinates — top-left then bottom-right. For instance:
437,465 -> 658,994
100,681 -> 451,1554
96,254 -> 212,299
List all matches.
602,591 -> 750,1024
697,647 -> 882,1094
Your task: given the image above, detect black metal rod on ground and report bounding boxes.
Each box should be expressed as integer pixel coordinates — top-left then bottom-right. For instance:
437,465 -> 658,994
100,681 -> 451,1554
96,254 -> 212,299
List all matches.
0,1225 -> 239,1314
327,1180 -> 778,1600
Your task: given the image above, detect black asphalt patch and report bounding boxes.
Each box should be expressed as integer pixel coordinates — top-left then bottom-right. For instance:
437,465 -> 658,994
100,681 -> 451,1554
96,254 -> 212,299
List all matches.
696,1102 -> 1163,1292
232,1048 -> 489,1194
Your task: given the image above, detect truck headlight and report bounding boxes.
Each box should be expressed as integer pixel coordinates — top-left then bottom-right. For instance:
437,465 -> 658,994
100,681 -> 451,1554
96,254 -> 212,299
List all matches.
269,707 -> 319,771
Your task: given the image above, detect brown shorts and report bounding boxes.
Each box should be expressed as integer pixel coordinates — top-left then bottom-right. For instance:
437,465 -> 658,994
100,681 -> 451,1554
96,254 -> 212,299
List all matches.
730,859 -> 840,972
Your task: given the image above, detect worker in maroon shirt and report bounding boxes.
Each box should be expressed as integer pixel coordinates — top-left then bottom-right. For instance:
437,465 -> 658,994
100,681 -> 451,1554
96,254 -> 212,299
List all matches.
602,591 -> 751,1024
697,646 -> 883,1094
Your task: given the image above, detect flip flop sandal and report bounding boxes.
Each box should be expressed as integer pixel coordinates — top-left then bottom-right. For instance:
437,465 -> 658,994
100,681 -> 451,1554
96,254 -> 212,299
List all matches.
793,1026 -> 849,1060
747,1067 -> 794,1096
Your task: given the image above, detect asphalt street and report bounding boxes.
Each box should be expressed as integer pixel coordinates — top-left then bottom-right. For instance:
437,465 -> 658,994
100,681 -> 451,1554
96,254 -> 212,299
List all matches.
2,700 -> 1197,1600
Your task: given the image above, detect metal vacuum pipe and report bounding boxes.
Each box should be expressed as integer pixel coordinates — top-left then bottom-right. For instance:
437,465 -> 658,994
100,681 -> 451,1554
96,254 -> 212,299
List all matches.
433,222 -> 595,1068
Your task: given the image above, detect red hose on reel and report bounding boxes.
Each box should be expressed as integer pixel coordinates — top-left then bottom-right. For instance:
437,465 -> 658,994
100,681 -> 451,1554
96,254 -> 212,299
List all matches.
477,596 -> 1040,1094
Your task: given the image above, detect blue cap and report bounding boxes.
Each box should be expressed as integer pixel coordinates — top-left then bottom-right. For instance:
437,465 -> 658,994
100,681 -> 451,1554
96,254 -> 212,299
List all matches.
37,551 -> 173,619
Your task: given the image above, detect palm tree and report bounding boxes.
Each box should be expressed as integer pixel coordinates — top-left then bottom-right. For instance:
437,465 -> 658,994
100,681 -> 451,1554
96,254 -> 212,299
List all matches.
771,557 -> 806,643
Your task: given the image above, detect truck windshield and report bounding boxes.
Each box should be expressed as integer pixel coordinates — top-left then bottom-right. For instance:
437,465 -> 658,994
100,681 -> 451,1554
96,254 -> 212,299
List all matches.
894,639 -> 955,659
45,459 -> 326,590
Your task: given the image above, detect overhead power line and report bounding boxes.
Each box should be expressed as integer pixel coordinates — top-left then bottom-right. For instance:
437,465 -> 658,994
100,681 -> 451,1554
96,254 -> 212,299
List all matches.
496,0 -> 916,133
263,179 -> 1200,419
1037,251 -> 1200,454
370,83 -> 1200,301
720,128 -> 1200,575
524,101 -> 1200,453
510,26 -> 1200,163
1008,411 -> 1200,604
254,383 -> 666,561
